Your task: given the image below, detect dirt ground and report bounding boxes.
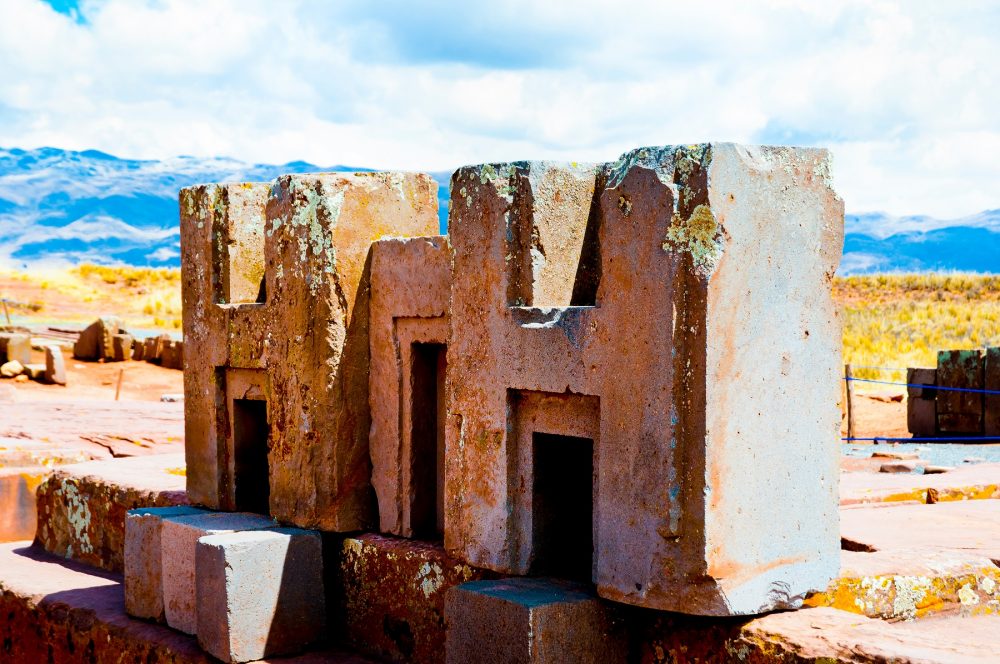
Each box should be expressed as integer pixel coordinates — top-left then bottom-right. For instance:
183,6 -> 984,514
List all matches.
4,346 -> 183,402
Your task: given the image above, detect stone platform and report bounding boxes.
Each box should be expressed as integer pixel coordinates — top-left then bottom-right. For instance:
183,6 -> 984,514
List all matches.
3,456 -> 999,662
0,542 -> 375,663
34,453 -> 188,572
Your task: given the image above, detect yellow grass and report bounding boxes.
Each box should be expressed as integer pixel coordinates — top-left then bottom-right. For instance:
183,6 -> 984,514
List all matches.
0,263 -> 182,331
835,274 -> 1000,382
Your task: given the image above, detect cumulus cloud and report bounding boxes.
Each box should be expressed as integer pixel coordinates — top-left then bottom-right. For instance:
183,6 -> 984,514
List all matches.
0,0 -> 997,217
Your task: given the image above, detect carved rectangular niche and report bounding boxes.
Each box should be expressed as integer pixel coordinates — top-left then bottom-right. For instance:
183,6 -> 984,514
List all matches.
507,389 -> 600,580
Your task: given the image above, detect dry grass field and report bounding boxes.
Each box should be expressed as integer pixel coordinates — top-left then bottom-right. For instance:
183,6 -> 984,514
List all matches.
0,263 -> 181,332
3,266 -> 999,385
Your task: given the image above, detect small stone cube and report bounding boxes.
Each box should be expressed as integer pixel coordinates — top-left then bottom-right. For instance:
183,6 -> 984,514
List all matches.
160,511 -> 276,634
196,528 -> 325,663
445,578 -> 626,664
112,333 -> 134,362
44,345 -> 66,385
124,506 -> 207,621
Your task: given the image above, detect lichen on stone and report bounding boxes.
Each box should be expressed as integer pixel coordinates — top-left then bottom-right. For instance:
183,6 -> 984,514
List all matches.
663,204 -> 724,276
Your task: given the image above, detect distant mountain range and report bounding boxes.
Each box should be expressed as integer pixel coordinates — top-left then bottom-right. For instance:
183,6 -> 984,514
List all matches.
0,147 -> 996,274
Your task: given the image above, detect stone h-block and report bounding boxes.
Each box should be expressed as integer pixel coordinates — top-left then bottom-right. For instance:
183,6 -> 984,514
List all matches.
196,528 -> 325,663
181,174 -> 438,530
0,332 -> 31,366
124,505 -> 207,621
160,511 -> 276,634
445,578 -> 626,664
369,236 -> 452,538
73,316 -> 120,361
906,367 -> 937,437
936,349 -> 984,434
445,145 -> 843,615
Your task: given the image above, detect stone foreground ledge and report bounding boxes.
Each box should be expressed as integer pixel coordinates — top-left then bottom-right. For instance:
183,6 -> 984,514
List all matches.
0,542 -> 375,663
34,453 -> 188,572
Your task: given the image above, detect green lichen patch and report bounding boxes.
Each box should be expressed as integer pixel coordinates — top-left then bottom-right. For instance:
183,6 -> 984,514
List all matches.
663,204 -> 724,276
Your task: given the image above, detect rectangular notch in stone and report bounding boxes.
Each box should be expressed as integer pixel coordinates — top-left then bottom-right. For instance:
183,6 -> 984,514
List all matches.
233,398 -> 270,514
212,188 -> 266,305
530,433 -> 594,582
409,342 -> 446,538
505,165 -> 600,308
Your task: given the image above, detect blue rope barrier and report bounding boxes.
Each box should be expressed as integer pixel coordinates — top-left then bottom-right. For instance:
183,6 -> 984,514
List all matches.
844,436 -> 1000,442
844,376 -> 1000,396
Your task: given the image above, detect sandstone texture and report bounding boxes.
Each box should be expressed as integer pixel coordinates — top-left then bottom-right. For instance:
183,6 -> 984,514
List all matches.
369,236 -> 452,537
73,316 -> 122,361
112,333 -> 134,362
161,511 -> 276,634
34,453 -> 189,572
986,347 -> 1000,437
44,344 -> 66,384
197,528 -> 325,662
0,542 -> 377,664
936,349 -> 984,434
0,332 -> 30,366
0,360 -> 23,378
181,174 -> 438,530
445,578 -> 627,664
125,505 -> 207,621
841,462 -> 1000,505
445,145 -> 843,615
333,533 -> 495,663
906,367 -> 936,437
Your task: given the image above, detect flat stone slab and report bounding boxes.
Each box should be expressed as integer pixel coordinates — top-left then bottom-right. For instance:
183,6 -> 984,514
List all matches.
35,453 -> 188,572
741,606 -> 1000,663
841,462 -> 1000,504
0,542 -> 376,663
805,549 -> 1000,620
840,500 -> 1000,561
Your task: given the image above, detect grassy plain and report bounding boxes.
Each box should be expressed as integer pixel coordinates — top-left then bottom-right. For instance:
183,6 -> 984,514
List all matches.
0,263 -> 182,332
836,274 -> 1000,382
2,266 -> 998,381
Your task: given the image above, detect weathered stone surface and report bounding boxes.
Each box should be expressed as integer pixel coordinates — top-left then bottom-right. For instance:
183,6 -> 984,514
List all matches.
937,349 -> 984,434
34,453 -> 188,572
805,549 -> 1000,620
161,511 -> 276,634
923,465 -> 955,474
133,337 -> 146,361
445,578 -> 627,664
840,499 -> 1000,560
181,174 -> 438,530
332,533 -> 495,663
43,344 -> 66,384
125,505 -> 207,622
112,333 -> 134,362
879,460 -> 925,473
906,367 -> 936,437
144,333 -> 171,364
22,363 -> 45,380
162,340 -> 184,369
369,236 -> 451,537
0,542 -> 378,663
841,462 -> 1000,505
0,467 -> 46,543
197,528 -> 325,662
0,332 -> 31,366
986,347 -> 1000,437
73,316 -> 121,361
446,145 -> 843,615
0,360 -> 24,377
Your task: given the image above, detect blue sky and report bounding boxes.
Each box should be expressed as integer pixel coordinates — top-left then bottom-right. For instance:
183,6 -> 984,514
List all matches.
4,0 -> 999,217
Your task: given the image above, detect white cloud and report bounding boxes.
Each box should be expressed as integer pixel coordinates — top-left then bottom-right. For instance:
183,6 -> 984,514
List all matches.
0,0 -> 997,217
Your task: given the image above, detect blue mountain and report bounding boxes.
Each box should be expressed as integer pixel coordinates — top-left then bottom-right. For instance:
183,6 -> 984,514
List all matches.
0,146 -> 996,274
0,147 -> 449,267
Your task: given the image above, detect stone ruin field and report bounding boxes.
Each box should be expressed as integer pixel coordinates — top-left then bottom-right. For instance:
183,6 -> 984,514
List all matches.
1,143 -> 999,663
